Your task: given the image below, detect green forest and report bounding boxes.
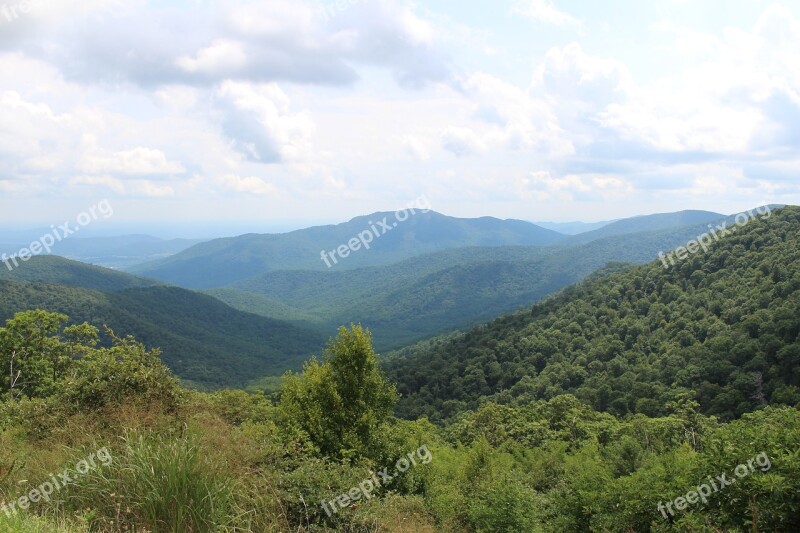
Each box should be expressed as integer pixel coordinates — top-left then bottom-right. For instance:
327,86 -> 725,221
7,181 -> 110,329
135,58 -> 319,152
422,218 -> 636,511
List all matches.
387,206 -> 800,423
0,207 -> 798,531
0,274 -> 325,388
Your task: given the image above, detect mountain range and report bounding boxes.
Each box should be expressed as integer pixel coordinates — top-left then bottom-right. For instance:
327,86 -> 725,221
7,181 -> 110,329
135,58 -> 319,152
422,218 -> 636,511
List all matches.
195,210 -> 737,350
0,206 -> 787,389
130,211 -> 568,287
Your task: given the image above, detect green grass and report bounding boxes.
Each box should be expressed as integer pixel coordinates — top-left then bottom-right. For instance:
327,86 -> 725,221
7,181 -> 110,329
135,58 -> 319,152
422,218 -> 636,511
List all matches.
62,431 -> 240,533
0,512 -> 86,532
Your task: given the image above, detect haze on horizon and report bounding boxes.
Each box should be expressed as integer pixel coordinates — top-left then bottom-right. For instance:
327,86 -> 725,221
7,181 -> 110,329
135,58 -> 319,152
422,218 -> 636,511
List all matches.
1,0 -> 798,227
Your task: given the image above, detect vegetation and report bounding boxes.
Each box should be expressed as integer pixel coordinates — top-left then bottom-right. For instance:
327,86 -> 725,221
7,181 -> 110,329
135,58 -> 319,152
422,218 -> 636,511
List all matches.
0,279 -> 325,388
0,256 -> 161,292
386,206 -> 800,423
130,210 -> 568,287
565,209 -> 725,244
0,316 -> 798,532
0,206 -> 798,531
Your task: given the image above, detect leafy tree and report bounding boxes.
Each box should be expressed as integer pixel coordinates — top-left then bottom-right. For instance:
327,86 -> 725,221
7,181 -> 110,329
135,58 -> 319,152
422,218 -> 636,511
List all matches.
0,310 -> 179,413
0,310 -> 96,399
278,324 -> 398,459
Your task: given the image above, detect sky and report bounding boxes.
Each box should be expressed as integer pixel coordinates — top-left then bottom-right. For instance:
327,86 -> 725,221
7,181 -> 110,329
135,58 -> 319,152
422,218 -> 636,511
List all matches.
1,0 -> 798,233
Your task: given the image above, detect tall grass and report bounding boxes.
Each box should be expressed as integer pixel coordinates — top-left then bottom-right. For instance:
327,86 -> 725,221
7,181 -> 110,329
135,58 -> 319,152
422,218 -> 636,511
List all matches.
0,512 -> 87,533
62,430 -> 240,532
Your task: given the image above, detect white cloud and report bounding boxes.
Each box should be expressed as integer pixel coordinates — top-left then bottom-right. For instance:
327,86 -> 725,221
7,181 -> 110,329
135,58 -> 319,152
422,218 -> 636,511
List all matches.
153,85 -> 201,111
70,175 -> 175,197
14,0 -> 453,89
441,126 -> 487,157
512,0 -> 580,27
216,173 -> 276,195
81,147 -> 186,175
215,81 -> 316,163
466,71 -> 574,156
402,135 -> 433,160
176,39 -> 248,75
531,43 -> 632,108
586,5 -> 800,155
519,171 -> 630,201
1,1 -> 800,221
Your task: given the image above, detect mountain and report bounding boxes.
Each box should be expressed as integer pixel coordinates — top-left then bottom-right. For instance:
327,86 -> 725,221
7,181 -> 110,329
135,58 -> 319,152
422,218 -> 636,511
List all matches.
0,257 -> 326,388
211,212 -> 742,350
565,209 -> 725,244
129,211 -> 567,288
385,205 -> 799,423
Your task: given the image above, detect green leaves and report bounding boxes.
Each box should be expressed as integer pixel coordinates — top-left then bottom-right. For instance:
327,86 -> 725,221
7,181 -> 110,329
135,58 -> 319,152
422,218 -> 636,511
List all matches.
278,324 -> 398,460
0,310 -> 71,399
0,310 -> 180,413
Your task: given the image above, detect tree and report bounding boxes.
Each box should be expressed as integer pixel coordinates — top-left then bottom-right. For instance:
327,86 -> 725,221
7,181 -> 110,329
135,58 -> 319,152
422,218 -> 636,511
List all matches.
0,310 -> 94,399
278,324 -> 398,459
0,310 -> 179,412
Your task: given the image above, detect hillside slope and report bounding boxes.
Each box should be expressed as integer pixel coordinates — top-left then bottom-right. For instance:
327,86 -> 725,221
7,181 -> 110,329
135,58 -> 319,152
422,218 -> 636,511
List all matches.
0,255 -> 162,291
0,281 -> 326,388
565,209 -> 724,244
386,206 -> 800,422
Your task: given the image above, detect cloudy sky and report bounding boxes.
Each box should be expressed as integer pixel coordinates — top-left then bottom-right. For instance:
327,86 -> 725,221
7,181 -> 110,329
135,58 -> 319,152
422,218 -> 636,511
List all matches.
1,0 -> 798,232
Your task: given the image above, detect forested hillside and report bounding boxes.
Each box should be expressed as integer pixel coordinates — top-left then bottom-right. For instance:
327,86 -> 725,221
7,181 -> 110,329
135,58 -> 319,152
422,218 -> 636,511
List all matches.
0,281 -> 325,388
0,256 -> 162,292
566,209 -> 724,244
387,206 -> 800,422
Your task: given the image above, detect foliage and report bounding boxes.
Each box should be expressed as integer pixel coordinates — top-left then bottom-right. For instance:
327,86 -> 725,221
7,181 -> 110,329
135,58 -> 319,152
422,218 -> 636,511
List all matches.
61,430 -> 239,532
56,330 -> 181,411
388,206 -> 800,422
278,325 -> 399,459
0,209 -> 799,532
0,282 -> 326,388
132,210 -> 567,288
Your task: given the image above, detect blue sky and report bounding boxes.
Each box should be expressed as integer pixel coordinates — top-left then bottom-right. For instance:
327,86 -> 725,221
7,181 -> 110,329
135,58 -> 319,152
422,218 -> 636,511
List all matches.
0,0 -> 798,231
